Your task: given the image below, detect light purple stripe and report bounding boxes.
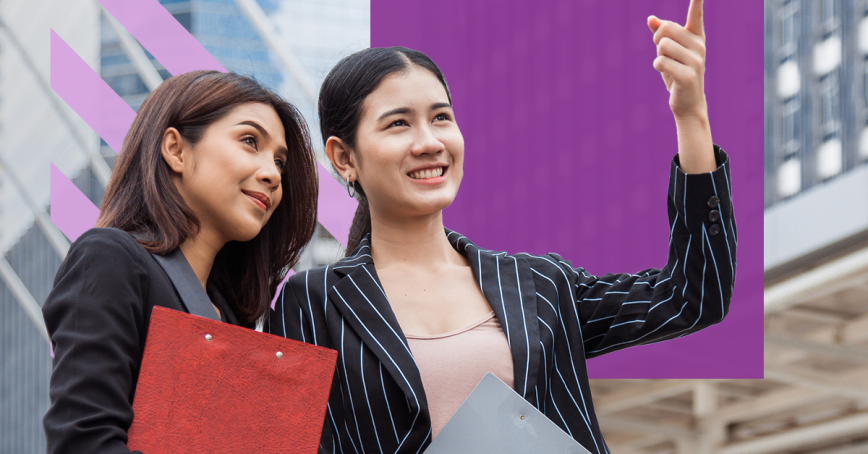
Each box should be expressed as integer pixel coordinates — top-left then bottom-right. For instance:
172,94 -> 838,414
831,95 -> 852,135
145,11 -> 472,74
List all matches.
271,268 -> 295,310
50,163 -> 100,242
317,163 -> 358,249
50,30 -> 136,153
98,0 -> 225,75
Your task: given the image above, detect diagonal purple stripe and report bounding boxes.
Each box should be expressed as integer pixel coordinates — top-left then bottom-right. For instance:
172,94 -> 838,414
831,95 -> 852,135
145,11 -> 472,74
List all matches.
50,163 -> 101,242
317,163 -> 358,249
98,0 -> 225,75
50,30 -> 136,153
271,269 -> 295,310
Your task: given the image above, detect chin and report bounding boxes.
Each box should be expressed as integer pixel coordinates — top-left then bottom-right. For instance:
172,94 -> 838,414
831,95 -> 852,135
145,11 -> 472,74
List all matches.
415,194 -> 456,215
230,223 -> 266,243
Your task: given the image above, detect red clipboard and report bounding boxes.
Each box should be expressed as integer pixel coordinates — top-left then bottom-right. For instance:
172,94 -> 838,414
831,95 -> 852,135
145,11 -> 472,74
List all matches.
127,306 -> 337,454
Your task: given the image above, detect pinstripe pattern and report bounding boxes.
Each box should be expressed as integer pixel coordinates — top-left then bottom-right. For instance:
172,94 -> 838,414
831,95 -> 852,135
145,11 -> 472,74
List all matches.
268,148 -> 735,454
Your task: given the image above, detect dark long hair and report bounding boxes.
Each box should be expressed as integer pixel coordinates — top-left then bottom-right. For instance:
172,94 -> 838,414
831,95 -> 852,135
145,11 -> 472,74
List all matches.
97,70 -> 318,324
318,47 -> 451,255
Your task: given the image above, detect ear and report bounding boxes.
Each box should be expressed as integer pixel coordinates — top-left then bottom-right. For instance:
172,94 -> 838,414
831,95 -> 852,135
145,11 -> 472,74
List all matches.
161,127 -> 187,174
325,136 -> 357,182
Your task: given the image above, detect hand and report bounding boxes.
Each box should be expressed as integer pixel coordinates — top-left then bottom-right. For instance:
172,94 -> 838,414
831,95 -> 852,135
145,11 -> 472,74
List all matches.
648,0 -> 707,121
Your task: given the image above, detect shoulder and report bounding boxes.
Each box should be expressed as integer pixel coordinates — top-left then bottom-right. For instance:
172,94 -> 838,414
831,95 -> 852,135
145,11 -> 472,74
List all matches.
513,251 -> 579,283
65,227 -> 150,266
44,229 -> 156,337
450,229 -> 576,285
51,228 -> 156,292
52,228 -> 152,283
277,263 -> 337,303
286,246 -> 373,287
275,250 -> 374,314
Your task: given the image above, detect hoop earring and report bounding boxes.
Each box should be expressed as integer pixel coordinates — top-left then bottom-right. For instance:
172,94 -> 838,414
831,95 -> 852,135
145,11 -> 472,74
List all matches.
345,175 -> 356,198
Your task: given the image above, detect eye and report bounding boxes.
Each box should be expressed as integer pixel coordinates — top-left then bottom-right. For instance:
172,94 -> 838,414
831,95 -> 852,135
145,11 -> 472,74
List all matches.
388,119 -> 408,128
434,112 -> 451,121
274,158 -> 287,173
242,135 -> 258,150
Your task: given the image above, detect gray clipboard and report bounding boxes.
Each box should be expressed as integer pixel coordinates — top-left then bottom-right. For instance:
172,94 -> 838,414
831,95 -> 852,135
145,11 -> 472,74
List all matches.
423,373 -> 592,454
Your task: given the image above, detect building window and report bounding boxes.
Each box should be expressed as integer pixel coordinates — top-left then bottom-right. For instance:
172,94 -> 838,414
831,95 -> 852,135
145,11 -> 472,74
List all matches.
859,127 -> 868,160
781,0 -> 799,60
821,0 -> 839,38
779,158 -> 802,198
817,138 -> 842,179
782,96 -> 800,156
819,71 -> 840,140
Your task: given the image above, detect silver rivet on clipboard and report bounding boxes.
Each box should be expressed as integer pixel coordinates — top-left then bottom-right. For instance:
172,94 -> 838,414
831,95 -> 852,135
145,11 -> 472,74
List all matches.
276,351 -> 283,359
205,334 -> 212,341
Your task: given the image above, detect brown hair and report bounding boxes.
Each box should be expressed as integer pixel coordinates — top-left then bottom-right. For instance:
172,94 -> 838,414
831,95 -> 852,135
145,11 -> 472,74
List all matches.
317,47 -> 451,255
97,70 -> 318,324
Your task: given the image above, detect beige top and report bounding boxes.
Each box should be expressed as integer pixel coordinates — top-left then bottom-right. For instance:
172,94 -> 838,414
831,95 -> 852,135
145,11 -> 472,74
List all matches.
405,311 -> 515,439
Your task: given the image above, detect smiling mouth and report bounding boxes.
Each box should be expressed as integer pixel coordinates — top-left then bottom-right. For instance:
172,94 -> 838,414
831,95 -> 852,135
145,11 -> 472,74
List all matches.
242,190 -> 271,210
408,166 -> 446,180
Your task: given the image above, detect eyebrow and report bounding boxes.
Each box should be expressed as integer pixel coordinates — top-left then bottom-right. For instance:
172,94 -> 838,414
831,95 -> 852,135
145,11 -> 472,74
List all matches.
376,102 -> 453,121
236,120 -> 288,157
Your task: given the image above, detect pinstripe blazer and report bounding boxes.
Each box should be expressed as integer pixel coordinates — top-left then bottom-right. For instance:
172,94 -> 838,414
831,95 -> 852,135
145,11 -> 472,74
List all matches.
267,147 -> 736,454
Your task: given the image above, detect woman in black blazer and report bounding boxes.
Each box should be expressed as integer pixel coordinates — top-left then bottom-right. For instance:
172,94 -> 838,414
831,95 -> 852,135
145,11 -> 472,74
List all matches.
269,1 -> 733,453
42,71 -> 319,454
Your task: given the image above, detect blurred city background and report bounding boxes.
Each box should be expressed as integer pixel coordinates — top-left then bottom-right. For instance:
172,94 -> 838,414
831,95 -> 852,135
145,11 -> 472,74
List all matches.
585,1 -> 868,453
1,0 -> 868,453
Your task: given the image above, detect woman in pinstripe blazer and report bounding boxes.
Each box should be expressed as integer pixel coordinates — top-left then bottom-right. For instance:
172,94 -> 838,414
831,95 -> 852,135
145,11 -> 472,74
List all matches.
268,3 -> 733,453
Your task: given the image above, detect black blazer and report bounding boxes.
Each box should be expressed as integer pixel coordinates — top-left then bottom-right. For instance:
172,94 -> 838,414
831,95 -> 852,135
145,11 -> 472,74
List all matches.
42,228 -> 242,454
267,148 -> 736,454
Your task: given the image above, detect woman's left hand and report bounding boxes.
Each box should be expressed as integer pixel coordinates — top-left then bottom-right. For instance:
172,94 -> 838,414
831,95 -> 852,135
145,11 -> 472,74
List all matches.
648,0 -> 706,120
648,0 -> 717,174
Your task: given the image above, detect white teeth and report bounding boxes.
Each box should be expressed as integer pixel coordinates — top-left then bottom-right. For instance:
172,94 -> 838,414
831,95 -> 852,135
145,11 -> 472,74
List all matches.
410,167 -> 443,180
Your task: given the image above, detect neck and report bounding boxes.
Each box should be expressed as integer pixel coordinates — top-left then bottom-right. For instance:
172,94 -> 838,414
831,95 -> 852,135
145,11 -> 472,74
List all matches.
369,210 -> 463,271
179,228 -> 226,290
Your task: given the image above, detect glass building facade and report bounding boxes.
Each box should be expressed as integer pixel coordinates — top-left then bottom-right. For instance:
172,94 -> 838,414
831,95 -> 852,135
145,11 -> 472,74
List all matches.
765,0 -> 868,207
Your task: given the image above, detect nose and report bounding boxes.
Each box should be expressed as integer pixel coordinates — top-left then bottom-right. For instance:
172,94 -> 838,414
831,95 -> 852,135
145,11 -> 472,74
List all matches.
257,154 -> 282,191
410,123 -> 444,156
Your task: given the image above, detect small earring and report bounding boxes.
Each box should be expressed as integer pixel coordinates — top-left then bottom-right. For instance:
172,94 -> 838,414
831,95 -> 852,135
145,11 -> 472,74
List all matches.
345,174 -> 356,198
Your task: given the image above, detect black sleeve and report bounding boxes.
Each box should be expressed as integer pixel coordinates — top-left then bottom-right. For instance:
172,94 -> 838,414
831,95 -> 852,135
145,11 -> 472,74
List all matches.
42,229 -> 148,454
555,146 -> 736,358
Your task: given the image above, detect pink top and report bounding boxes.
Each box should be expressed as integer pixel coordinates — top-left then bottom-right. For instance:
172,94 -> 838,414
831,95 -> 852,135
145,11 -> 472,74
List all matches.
405,311 -> 515,439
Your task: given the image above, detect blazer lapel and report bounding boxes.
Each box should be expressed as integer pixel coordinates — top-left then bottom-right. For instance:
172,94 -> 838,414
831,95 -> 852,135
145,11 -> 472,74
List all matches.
328,236 -> 429,415
150,248 -> 221,322
446,230 -> 542,403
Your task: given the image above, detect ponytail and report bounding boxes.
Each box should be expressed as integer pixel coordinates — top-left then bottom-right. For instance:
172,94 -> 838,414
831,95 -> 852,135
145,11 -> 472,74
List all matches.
346,190 -> 371,256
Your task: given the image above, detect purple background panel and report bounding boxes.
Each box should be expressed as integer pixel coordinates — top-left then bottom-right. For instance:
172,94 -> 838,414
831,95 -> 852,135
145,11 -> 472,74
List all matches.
372,0 -> 764,378
50,30 -> 136,153
98,0 -> 225,75
50,163 -> 100,242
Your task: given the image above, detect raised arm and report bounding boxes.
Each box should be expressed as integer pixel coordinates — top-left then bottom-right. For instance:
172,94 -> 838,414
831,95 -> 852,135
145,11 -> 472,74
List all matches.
558,146 -> 735,358
649,0 -> 716,174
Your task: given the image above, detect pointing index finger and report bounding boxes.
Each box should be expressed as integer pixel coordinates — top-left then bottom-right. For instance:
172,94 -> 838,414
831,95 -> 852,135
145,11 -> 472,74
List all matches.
685,0 -> 704,36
